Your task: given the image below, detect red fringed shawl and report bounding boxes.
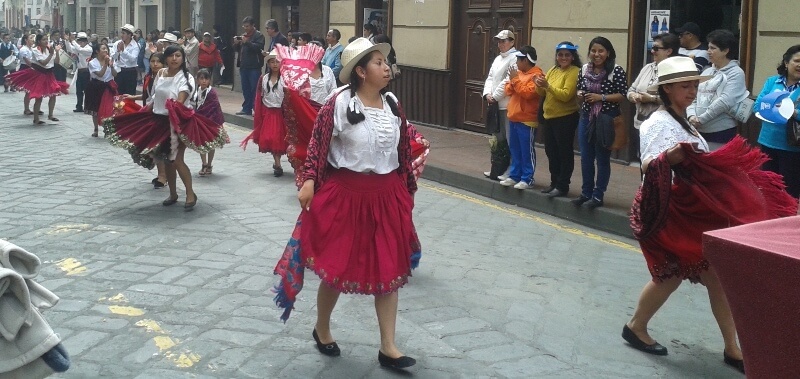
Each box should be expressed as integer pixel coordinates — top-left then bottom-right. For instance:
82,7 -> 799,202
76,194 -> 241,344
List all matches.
630,136 -> 798,282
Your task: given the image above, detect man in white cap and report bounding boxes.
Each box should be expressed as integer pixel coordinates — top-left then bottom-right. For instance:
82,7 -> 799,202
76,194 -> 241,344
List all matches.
114,23 -> 141,95
482,29 -> 518,181
180,28 -> 200,76
65,31 -> 93,112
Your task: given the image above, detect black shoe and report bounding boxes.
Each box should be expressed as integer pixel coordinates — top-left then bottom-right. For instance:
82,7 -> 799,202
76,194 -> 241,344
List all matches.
151,177 -> 159,184
584,198 -> 604,209
622,324 -> 668,356
547,189 -> 567,198
312,329 -> 341,357
162,196 -> 178,206
153,180 -> 166,189
273,165 -> 284,177
723,351 -> 745,373
541,186 -> 555,194
184,193 -> 198,211
378,350 -> 416,369
571,195 -> 590,206
73,108 -> 83,113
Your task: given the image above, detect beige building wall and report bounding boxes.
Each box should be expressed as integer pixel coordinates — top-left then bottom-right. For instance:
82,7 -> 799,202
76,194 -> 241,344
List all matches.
531,0 -> 630,73
391,0 -> 450,70
329,0 -> 356,44
751,2 -> 800,91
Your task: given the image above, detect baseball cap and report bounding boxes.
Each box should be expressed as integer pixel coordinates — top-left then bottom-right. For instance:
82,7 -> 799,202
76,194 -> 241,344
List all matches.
675,22 -> 702,37
494,30 -> 515,41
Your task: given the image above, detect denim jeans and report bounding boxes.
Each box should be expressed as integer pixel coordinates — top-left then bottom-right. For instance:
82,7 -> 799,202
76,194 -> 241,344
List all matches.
508,121 -> 537,184
577,111 -> 612,200
240,68 -> 261,114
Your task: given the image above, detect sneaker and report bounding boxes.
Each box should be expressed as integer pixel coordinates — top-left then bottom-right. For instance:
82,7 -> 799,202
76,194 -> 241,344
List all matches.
497,174 -> 509,181
499,178 -> 517,187
513,182 -> 532,190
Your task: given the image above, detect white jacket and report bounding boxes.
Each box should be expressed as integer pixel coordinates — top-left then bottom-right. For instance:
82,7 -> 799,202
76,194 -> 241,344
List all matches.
482,48 -> 518,110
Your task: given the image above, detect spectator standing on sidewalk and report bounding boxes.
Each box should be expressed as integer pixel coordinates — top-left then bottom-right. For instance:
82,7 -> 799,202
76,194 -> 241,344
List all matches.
114,24 -> 141,96
181,28 -> 200,76
65,32 -> 93,113
535,42 -> 581,198
264,19 -> 288,66
675,22 -> 710,73
628,33 -> 679,131
499,46 -> 543,190
198,32 -> 223,83
322,29 -> 343,82
233,16 -> 265,116
482,29 -> 518,181
573,36 -> 627,209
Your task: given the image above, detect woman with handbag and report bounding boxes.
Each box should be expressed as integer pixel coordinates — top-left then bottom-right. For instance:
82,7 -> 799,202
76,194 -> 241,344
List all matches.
753,44 -> 800,198
573,37 -> 628,209
535,42 -> 581,197
686,29 -> 746,146
627,33 -> 680,131
624,56 -> 797,373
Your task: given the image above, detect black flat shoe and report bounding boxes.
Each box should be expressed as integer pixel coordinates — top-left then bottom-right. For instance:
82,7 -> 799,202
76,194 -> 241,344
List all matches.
162,197 -> 178,206
153,180 -> 166,189
184,194 -> 198,211
571,195 -> 590,206
151,177 -> 159,185
312,329 -> 340,357
547,189 -> 567,198
584,198 -> 604,209
622,324 -> 668,356
273,165 -> 284,177
541,186 -> 555,194
378,350 -> 416,369
723,351 -> 745,373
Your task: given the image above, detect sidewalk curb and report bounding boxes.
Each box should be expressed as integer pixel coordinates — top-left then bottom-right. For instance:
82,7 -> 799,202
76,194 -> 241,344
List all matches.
222,111 -> 634,238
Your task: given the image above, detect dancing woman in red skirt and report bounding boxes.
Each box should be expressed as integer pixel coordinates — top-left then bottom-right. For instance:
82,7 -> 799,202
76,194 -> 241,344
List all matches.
241,50 -> 288,176
273,38 -> 424,370
625,57 -> 798,373
15,33 -> 36,116
84,43 -> 118,137
5,33 -> 69,124
104,45 -> 228,210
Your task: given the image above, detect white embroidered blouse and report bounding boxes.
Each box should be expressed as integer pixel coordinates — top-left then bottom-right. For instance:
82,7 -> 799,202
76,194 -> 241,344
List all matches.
261,75 -> 284,108
309,65 -> 336,105
328,91 -> 401,174
149,69 -> 195,115
640,109 -> 709,163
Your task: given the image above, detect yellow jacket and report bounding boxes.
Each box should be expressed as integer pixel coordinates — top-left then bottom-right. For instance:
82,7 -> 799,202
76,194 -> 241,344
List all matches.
535,65 -> 580,119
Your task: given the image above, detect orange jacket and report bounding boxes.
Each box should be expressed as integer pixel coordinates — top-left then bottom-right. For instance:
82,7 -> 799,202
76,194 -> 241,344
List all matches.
504,65 -> 543,123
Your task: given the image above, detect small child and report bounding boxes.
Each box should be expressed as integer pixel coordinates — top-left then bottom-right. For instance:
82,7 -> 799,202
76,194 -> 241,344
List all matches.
500,45 -> 543,190
240,51 -> 287,177
193,69 -> 225,176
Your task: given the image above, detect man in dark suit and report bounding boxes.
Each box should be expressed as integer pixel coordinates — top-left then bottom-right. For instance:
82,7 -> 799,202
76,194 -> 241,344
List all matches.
264,19 -> 289,73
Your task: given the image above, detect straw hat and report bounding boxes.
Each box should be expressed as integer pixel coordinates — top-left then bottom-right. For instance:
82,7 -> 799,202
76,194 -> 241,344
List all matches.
338,37 -> 391,84
265,49 -> 278,61
121,24 -> 136,34
647,56 -> 710,93
76,32 -> 88,40
157,33 -> 178,44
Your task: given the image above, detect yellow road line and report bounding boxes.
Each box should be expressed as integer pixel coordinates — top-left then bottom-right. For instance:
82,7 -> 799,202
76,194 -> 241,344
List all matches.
418,182 -> 640,253
56,258 -> 88,275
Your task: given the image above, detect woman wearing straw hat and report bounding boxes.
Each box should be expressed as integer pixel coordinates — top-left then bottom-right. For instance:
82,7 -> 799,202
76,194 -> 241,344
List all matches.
273,37 -> 425,369
624,56 -> 798,374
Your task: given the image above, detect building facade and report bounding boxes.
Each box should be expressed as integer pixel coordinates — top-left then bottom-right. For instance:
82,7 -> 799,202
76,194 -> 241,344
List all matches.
327,0 -> 797,162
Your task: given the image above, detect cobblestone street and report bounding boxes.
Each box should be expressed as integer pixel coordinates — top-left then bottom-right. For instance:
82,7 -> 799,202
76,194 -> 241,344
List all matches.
0,92 -> 740,378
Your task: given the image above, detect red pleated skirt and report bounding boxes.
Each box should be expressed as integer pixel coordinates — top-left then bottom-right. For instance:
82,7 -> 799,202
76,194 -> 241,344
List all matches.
4,67 -> 69,98
244,106 -> 287,154
299,169 -> 417,295
103,110 -> 172,169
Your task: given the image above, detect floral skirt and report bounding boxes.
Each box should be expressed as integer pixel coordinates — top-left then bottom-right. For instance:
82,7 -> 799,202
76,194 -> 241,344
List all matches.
242,106 -> 287,154
273,169 -> 422,321
4,67 -> 69,99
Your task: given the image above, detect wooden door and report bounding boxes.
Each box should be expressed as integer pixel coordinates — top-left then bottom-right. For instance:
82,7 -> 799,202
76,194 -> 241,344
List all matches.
453,0 -> 530,133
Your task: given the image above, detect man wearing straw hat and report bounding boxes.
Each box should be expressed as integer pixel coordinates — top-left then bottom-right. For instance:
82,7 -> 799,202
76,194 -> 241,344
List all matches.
0,33 -> 19,93
65,32 -> 93,112
114,24 -> 141,96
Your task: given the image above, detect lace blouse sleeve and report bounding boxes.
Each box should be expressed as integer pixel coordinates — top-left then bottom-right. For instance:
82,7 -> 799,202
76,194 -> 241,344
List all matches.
640,113 -> 681,162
